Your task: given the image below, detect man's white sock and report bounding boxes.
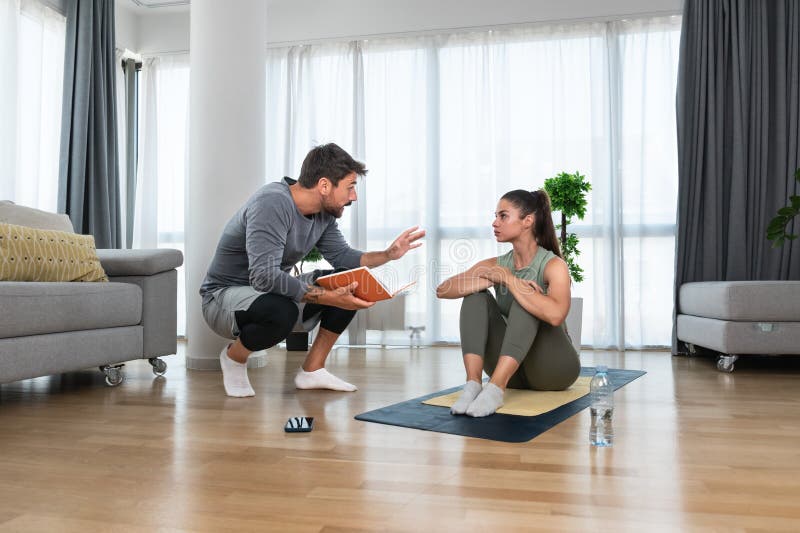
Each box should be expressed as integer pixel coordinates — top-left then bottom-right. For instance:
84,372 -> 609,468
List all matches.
219,345 -> 255,397
294,368 -> 357,392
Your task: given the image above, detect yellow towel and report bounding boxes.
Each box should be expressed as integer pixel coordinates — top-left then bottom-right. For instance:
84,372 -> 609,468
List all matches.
422,376 -> 592,417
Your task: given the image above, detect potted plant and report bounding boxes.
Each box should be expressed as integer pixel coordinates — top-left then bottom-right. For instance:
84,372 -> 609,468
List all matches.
543,171 -> 592,351
286,247 -> 324,351
766,167 -> 800,247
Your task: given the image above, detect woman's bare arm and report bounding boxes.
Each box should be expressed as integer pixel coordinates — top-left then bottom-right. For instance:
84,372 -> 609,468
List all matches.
436,258 -> 496,299
476,257 -> 571,326
504,258 -> 572,326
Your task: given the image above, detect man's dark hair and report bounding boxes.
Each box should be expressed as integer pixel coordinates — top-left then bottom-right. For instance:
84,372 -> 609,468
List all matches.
297,143 -> 368,188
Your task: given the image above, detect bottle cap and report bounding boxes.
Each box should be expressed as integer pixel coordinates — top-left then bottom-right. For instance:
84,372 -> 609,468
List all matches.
596,365 -> 608,373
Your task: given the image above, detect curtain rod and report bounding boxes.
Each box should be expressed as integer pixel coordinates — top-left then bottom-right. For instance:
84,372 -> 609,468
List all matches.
266,9 -> 681,48
135,9 -> 681,57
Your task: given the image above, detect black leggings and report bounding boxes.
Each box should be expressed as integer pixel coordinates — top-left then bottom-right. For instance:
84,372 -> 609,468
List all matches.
234,294 -> 356,352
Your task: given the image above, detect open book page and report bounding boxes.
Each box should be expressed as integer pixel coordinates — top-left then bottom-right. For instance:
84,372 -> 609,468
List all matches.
315,266 -> 416,302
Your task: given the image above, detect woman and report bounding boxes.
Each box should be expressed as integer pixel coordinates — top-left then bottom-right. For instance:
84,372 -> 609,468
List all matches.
436,189 -> 580,417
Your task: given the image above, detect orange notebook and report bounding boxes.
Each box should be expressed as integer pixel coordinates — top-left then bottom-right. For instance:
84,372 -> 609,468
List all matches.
315,266 -> 416,302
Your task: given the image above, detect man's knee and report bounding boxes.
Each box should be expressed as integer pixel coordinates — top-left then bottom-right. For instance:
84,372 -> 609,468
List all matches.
240,294 -> 299,331
319,306 -> 356,335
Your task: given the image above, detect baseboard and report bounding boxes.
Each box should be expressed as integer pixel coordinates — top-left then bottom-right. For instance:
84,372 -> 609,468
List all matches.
186,350 -> 267,370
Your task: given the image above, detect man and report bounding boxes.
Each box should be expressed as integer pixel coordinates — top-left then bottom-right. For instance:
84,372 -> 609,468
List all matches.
200,143 -> 425,397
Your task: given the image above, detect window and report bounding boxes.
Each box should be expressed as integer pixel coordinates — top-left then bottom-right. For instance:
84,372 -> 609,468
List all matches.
266,16 -> 682,348
0,0 -> 66,211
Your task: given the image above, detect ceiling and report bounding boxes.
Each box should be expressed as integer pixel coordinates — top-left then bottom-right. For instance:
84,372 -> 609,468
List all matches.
122,0 -> 298,15
122,0 -> 190,14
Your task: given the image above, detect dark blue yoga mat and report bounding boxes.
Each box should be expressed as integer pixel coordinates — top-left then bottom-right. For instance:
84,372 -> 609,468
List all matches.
355,367 -> 646,443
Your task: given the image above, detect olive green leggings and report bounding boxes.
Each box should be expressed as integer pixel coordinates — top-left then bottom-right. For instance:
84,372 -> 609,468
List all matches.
459,291 -> 580,391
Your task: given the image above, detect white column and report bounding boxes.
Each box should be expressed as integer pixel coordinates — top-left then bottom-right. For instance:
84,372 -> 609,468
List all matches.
185,0 -> 267,370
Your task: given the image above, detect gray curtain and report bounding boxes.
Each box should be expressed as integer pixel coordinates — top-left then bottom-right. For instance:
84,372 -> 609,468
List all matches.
58,0 -> 120,249
673,0 -> 800,353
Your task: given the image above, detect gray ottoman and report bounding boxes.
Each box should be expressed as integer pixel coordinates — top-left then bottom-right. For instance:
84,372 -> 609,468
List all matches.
677,281 -> 800,372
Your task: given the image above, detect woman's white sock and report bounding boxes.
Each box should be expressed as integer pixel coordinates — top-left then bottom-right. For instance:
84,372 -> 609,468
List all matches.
466,382 -> 504,417
294,368 -> 357,392
450,380 -> 483,415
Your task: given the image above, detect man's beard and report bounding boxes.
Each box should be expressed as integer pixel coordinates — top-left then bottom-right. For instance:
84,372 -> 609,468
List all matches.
323,200 -> 352,218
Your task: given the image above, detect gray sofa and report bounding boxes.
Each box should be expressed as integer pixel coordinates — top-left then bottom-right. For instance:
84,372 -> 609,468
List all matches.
677,281 -> 800,372
0,203 -> 183,386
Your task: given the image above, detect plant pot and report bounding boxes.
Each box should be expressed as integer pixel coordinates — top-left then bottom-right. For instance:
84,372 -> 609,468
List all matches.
286,331 -> 309,351
565,297 -> 583,353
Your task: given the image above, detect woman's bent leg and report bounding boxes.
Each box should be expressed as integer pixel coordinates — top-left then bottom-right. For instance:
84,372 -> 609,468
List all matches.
452,292 -> 505,414
493,300 -> 541,390
520,321 -> 580,391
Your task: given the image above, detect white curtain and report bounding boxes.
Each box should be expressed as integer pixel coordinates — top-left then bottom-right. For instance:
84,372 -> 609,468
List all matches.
266,16 -> 682,348
0,0 -> 65,212
135,54 -> 190,336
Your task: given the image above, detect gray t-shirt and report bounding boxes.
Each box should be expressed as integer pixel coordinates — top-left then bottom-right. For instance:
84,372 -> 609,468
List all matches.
200,177 -> 363,303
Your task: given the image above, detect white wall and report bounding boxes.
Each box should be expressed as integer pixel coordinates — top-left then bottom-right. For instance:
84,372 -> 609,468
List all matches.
139,11 -> 191,54
133,0 -> 682,54
115,1 -> 139,52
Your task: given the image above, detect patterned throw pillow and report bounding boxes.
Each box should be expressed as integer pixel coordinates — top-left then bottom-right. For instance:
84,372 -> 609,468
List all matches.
0,223 -> 108,282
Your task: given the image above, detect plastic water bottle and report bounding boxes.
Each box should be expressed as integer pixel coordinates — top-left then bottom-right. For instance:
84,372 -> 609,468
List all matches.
589,365 -> 614,447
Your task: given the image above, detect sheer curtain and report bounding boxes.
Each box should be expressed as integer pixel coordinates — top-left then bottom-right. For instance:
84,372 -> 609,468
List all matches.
266,42 -> 363,343
266,16 -> 682,348
0,0 -> 65,212
135,54 -> 190,335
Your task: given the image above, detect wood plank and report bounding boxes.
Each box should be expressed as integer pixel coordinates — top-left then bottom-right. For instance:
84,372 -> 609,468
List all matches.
0,344 -> 798,531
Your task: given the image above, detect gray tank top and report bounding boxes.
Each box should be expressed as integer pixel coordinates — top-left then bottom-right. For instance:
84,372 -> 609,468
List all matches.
494,246 -> 557,316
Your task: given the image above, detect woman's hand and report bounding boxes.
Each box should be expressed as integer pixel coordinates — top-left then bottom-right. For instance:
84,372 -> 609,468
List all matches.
526,280 -> 544,294
477,265 -> 514,285
506,259 -> 571,326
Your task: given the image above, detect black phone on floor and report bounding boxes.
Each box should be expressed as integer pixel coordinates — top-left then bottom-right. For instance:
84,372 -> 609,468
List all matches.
284,416 -> 314,432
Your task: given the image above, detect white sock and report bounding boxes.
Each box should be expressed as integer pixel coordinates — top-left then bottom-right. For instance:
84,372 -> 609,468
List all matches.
219,345 -> 255,397
294,368 -> 357,392
450,380 -> 483,415
466,382 -> 504,417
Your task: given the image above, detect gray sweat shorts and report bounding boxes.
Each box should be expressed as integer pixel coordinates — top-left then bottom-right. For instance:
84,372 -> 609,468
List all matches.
201,285 -> 321,340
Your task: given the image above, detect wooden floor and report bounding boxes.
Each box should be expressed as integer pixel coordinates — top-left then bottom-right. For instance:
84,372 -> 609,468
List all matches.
1,344 -> 799,532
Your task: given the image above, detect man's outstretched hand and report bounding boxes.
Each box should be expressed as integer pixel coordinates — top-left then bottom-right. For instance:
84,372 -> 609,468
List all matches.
386,226 -> 426,260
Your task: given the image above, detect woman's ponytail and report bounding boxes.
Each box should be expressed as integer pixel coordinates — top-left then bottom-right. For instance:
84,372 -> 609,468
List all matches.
529,189 -> 562,258
499,188 -> 562,258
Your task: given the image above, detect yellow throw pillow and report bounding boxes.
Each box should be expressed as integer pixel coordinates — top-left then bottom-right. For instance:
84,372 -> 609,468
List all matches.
0,223 -> 108,282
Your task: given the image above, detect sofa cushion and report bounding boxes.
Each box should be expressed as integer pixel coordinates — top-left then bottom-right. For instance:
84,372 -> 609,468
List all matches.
679,281 -> 800,321
677,314 -> 800,355
0,282 -> 142,339
0,201 -> 74,232
0,223 -> 108,282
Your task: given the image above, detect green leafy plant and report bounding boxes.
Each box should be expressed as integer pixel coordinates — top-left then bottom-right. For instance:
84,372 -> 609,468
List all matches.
543,171 -> 592,283
766,168 -> 800,247
293,247 -> 323,276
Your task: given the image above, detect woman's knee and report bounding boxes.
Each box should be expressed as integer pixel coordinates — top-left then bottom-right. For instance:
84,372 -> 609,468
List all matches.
460,291 -> 492,317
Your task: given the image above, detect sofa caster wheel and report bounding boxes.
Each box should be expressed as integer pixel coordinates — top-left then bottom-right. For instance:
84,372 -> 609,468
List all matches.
149,357 -> 167,377
687,343 -> 697,355
100,364 -> 125,386
717,355 -> 738,373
